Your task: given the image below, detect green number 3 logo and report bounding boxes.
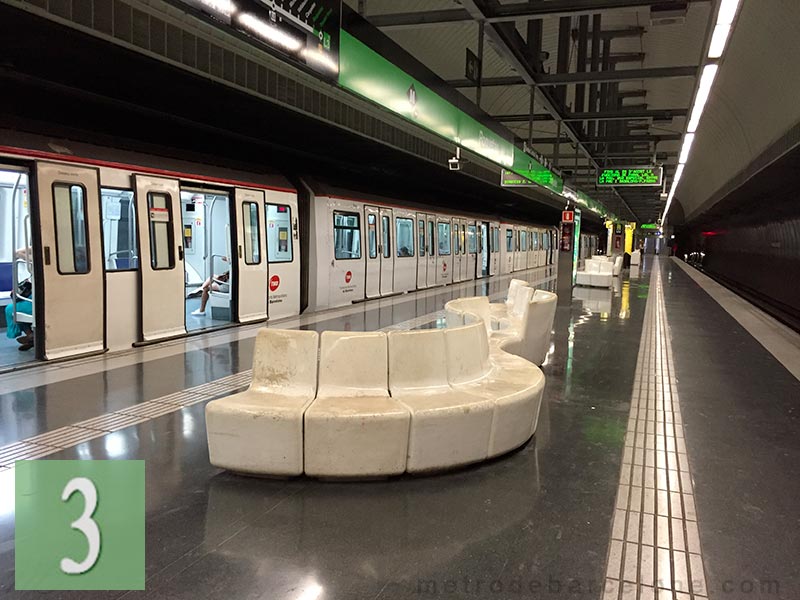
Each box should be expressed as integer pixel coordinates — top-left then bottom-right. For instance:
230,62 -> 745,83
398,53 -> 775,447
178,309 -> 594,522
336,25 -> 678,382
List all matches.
60,477 -> 101,575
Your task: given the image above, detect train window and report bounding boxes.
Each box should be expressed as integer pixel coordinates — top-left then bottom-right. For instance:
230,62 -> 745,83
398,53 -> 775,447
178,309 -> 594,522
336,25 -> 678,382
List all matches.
147,192 -> 174,270
266,204 -> 293,263
52,183 -> 90,275
368,214 -> 377,259
493,227 -> 499,253
521,231 -> 528,252
437,222 -> 451,256
532,232 -> 538,251
396,217 -> 414,257
333,211 -> 361,260
467,225 -> 477,253
460,224 -> 466,255
427,221 -> 434,255
418,219 -> 425,257
506,229 -> 513,252
382,215 -> 391,258
453,224 -> 460,255
242,202 -> 261,265
101,188 -> 138,271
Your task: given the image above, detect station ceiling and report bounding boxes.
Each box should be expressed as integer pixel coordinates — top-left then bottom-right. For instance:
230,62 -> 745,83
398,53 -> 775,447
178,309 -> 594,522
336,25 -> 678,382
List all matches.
346,0 -> 715,224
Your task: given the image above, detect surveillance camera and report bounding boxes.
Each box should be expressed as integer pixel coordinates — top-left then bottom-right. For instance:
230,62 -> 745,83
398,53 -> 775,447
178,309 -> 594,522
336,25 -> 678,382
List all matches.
448,157 -> 462,171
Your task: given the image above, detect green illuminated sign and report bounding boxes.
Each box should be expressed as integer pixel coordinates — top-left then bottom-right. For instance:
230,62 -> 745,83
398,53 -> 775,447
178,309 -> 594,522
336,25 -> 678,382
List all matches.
597,166 -> 663,187
640,223 -> 659,230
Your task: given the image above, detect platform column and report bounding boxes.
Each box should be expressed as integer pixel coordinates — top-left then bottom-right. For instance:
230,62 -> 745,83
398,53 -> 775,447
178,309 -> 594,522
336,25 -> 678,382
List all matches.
556,208 -> 580,306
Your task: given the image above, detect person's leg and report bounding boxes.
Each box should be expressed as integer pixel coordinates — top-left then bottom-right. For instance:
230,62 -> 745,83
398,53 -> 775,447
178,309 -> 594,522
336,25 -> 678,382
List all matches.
193,282 -> 219,315
5,303 -> 23,339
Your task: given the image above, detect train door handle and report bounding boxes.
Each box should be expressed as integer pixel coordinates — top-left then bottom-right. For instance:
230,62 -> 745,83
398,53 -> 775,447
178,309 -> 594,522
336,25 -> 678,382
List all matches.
178,246 -> 184,261
238,245 -> 243,259
44,246 -> 51,266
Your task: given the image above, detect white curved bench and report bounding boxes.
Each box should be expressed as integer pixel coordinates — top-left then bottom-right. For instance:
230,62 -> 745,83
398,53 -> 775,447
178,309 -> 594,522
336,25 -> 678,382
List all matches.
491,289 -> 557,366
612,255 -> 623,277
205,329 -> 319,476
304,331 -> 410,478
388,328 -> 495,473
489,278 -> 529,320
446,318 -> 544,458
576,259 -> 613,288
444,295 -> 492,334
206,315 -> 547,477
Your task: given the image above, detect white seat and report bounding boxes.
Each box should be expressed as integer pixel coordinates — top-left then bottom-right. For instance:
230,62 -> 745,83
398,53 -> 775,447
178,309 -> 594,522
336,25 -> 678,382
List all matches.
575,260 -> 599,286
591,260 -> 614,287
445,321 -> 545,458
205,329 -> 319,476
444,296 -> 492,334
304,331 -> 410,477
631,250 -> 642,266
388,328 -> 495,473
492,289 -> 557,365
489,279 -> 528,319
612,255 -> 623,277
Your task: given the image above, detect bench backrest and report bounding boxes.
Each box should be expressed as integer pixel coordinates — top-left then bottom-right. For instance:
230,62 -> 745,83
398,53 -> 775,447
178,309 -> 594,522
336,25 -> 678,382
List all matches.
510,286 -> 534,319
250,329 -> 319,396
598,261 -> 614,275
522,290 -> 558,364
507,279 -> 528,307
318,331 -> 389,397
388,329 -> 449,391
586,261 -> 600,273
444,321 -> 491,385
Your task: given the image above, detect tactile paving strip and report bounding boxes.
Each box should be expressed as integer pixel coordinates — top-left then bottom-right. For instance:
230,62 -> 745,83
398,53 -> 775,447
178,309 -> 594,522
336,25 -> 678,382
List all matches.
0,371 -> 252,468
603,267 -> 708,600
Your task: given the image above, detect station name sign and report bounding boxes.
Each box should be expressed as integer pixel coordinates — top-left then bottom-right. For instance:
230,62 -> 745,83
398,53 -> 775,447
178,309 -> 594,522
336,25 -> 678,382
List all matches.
178,0 -> 341,78
597,166 -> 663,187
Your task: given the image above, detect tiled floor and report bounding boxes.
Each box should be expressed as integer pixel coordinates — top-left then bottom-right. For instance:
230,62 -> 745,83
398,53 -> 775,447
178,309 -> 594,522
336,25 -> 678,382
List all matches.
0,258 -> 798,599
604,266 -> 707,600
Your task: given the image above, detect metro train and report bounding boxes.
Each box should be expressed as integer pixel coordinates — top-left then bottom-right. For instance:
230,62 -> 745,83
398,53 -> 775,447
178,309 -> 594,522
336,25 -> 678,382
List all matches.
0,132 -> 557,369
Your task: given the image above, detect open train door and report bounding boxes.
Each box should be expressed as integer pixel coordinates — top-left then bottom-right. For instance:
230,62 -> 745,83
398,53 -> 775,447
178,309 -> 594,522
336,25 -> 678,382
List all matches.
234,188 -> 268,323
134,174 -> 186,342
35,162 -> 105,359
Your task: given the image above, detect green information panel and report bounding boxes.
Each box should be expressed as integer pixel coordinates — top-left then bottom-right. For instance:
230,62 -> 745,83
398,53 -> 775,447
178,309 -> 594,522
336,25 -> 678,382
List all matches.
640,223 -> 660,230
597,166 -> 663,187
15,460 -> 145,590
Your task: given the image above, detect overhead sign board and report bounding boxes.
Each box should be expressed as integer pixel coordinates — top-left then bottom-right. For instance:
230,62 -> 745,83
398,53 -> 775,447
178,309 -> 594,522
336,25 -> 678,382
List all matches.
562,210 -> 574,223
640,223 -> 660,230
178,0 -> 341,79
597,166 -> 663,187
465,48 -> 481,84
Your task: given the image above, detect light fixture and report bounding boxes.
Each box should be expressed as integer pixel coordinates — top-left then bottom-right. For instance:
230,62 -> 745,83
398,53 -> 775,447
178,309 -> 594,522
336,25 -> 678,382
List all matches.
708,0 -> 741,58
679,133 -> 695,164
673,163 -> 685,186
687,64 -> 718,132
237,13 -> 303,52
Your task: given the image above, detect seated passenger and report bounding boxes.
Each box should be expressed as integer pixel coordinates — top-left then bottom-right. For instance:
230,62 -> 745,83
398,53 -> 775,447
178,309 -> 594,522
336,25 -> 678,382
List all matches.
188,258 -> 229,317
5,278 -> 33,351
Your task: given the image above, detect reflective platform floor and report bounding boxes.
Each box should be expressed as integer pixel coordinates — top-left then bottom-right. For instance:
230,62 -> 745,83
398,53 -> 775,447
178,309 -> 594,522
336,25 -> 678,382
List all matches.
1,258 -> 799,599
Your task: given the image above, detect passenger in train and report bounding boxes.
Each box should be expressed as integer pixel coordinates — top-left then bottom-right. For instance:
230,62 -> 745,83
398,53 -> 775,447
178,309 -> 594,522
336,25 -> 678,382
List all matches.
4,278 -> 33,351
187,258 -> 229,317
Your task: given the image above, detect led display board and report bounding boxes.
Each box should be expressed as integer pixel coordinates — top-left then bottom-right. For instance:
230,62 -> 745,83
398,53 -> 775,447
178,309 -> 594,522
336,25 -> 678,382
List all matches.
640,223 -> 660,230
597,166 -> 663,187
179,0 -> 341,79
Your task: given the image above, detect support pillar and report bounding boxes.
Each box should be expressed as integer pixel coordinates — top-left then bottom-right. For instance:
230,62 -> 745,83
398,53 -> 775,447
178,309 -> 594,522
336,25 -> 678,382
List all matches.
556,208 -> 580,306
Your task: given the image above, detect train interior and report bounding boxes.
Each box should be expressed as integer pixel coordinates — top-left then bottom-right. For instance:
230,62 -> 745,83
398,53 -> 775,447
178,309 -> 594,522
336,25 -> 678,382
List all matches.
181,190 -> 232,332
0,166 -> 35,369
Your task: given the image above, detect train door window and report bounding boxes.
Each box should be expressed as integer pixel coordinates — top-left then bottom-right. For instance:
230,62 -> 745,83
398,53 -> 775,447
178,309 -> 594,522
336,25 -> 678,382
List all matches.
467,225 -> 477,253
453,224 -> 460,255
521,231 -> 528,252
437,222 -> 451,255
427,220 -> 435,254
396,217 -> 414,257
506,228 -> 513,251
241,202 -> 261,265
101,188 -> 138,271
53,183 -> 90,274
381,215 -> 391,258
267,204 -> 293,262
146,192 -> 174,270
418,219 -> 425,256
368,214 -> 378,259
493,227 -> 499,253
333,211 -> 361,260
461,224 -> 466,255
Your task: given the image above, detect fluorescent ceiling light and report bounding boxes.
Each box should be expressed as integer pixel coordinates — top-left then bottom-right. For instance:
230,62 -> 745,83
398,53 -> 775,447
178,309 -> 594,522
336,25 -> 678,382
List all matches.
708,23 -> 731,58
717,0 -> 742,25
688,64 -> 718,131
238,13 -> 303,52
673,163 -> 685,186
679,133 -> 695,164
